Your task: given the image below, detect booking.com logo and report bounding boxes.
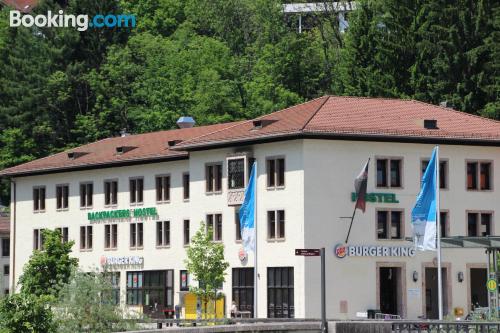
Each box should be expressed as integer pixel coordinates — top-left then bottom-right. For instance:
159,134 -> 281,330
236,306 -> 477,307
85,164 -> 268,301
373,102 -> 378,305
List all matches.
9,10 -> 136,31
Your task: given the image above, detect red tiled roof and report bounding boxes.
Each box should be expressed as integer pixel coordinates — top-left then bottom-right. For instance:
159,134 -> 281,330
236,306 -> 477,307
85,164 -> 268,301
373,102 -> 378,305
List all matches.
0,215 -> 9,234
1,96 -> 500,177
1,0 -> 38,12
0,122 -> 239,177
174,96 -> 500,149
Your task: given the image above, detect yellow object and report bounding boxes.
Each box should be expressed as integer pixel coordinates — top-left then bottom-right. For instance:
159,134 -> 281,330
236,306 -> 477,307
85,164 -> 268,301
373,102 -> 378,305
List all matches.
487,278 -> 497,292
454,307 -> 464,316
184,293 -> 225,319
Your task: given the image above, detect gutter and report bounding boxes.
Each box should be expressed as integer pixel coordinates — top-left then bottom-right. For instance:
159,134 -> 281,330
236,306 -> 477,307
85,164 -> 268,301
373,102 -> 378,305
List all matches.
10,179 -> 15,294
174,131 -> 500,151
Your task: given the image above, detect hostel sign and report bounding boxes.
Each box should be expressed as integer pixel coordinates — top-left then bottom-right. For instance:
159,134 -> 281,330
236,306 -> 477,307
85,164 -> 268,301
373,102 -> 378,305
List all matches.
351,192 -> 399,203
334,244 -> 415,258
88,207 -> 158,222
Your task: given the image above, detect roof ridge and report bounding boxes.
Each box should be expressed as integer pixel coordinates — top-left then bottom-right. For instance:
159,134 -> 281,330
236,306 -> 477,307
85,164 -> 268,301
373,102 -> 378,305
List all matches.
410,99 -> 500,124
176,96 -> 329,147
301,96 -> 330,131
174,120 -> 247,148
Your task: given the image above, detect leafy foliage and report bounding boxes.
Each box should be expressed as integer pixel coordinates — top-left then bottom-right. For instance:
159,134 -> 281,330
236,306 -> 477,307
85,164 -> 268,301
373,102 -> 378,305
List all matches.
53,270 -> 136,333
185,222 -> 229,317
0,293 -> 55,333
0,0 -> 498,205
18,229 -> 78,299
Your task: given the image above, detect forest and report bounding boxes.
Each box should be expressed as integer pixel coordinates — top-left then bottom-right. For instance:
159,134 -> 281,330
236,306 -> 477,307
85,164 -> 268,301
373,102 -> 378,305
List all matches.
0,0 -> 498,204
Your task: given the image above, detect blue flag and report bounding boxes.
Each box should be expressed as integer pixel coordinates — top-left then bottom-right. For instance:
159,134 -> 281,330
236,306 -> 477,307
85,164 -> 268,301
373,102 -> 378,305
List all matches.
411,147 -> 438,251
240,163 -> 256,252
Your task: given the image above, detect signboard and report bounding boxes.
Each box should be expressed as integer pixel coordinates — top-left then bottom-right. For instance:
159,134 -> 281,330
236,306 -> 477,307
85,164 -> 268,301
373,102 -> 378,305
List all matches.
88,207 -> 158,222
351,192 -> 399,203
334,243 -> 416,258
100,255 -> 144,267
295,249 -> 320,256
487,278 -> 497,292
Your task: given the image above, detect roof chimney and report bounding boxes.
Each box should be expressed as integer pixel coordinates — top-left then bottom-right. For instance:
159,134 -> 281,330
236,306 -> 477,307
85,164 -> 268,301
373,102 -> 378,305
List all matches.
120,128 -> 130,137
177,117 -> 195,129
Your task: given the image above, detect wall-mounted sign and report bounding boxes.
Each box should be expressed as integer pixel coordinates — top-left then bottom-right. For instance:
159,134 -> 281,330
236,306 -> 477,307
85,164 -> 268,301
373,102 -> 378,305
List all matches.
334,243 -> 415,258
88,207 -> 158,222
100,255 -> 144,266
351,192 -> 399,203
238,247 -> 247,262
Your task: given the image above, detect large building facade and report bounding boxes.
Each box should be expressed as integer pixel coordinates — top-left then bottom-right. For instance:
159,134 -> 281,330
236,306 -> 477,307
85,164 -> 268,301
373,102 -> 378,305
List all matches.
2,96 -> 500,319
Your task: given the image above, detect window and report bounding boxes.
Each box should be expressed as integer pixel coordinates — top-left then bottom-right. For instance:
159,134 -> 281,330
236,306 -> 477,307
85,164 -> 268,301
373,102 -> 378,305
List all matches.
421,160 -> 448,189
233,268 -> 254,316
106,272 -> 120,305
130,178 -> 144,204
268,210 -> 285,240
228,158 -> 245,189
126,270 -> 174,307
105,224 -> 118,249
33,186 -> 46,212
104,180 -> 118,206
33,229 -> 44,250
377,210 -> 403,239
56,184 -> 69,210
55,227 -> 69,243
1,238 -> 9,257
130,223 -> 144,249
183,220 -> 190,245
80,226 -> 93,250
267,158 -> 285,187
183,173 -> 190,200
3,265 -> 9,276
80,183 -> 93,208
235,207 -> 242,241
468,212 -> 493,236
156,221 -> 170,247
440,211 -> 449,238
207,214 -> 222,241
156,175 -> 170,202
180,270 -> 189,291
206,163 -> 222,193
267,267 -> 294,318
376,158 -> 402,188
467,161 -> 492,190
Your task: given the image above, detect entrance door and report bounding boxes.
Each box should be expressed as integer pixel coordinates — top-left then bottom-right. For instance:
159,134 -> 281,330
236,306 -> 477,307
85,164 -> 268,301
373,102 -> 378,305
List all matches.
470,268 -> 488,309
232,268 -> 254,317
379,267 -> 401,315
425,267 -> 448,319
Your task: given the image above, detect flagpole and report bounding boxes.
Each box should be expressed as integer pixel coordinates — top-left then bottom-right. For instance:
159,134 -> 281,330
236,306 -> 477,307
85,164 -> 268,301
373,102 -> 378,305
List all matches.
254,162 -> 258,318
436,146 -> 443,320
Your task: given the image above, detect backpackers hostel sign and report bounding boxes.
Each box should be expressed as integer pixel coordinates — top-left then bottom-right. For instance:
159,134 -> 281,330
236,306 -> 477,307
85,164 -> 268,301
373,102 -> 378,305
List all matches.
351,192 -> 399,203
88,207 -> 158,222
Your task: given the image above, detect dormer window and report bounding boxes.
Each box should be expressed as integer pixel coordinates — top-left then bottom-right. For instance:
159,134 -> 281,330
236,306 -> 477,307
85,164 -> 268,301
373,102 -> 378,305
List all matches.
116,146 -> 136,155
67,151 -> 87,159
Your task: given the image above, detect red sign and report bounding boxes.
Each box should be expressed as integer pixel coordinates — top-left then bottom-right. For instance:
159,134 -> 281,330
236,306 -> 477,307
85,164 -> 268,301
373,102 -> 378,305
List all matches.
295,249 -> 320,256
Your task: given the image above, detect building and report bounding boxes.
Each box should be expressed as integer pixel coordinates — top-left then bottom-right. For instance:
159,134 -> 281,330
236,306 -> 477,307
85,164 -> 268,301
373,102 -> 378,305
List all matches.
0,209 -> 10,296
1,96 -> 500,319
283,2 -> 355,33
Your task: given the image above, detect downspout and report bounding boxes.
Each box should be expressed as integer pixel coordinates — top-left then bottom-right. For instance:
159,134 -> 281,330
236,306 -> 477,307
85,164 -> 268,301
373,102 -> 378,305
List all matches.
10,179 -> 16,294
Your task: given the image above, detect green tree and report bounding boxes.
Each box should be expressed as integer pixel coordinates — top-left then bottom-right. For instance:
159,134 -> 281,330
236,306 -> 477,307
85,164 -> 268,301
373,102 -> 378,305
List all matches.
184,222 -> 229,318
54,270 -> 136,333
18,229 -> 78,299
0,293 -> 55,333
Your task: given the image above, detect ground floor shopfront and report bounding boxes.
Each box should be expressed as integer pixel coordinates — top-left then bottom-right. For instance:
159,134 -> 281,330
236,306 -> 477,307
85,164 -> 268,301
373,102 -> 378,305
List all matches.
99,249 -> 488,320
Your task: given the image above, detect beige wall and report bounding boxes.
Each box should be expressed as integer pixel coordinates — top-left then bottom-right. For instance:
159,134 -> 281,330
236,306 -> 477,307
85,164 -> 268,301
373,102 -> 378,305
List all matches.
303,140 -> 497,319
10,140 -> 305,318
9,138 -> 500,319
